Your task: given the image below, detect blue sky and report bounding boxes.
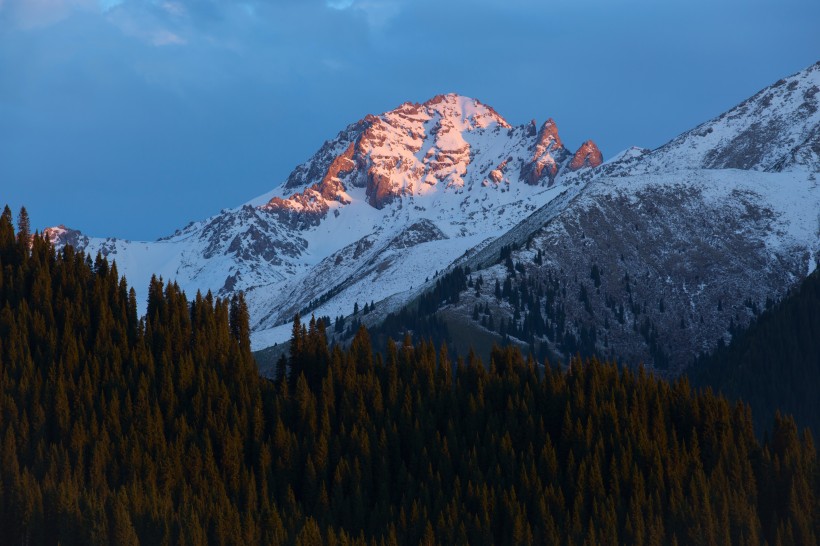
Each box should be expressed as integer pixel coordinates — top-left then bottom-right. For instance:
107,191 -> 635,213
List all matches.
2,0 -> 818,240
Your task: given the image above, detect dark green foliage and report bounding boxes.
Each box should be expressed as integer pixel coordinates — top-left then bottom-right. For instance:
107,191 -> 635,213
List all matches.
0,212 -> 269,544
367,266 -> 470,349
0,208 -> 817,545
417,266 -> 469,313
590,264 -> 601,289
298,282 -> 348,318
272,328 -> 816,545
690,267 -> 820,438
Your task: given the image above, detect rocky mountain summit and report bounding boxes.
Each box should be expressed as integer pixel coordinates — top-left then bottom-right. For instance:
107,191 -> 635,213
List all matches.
263,93 -> 597,224
47,93 -> 601,347
47,62 -> 820,372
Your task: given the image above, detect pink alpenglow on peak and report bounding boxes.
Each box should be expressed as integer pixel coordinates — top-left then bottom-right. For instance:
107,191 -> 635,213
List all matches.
569,140 -> 603,171
261,95 -> 593,228
265,93 -> 518,215
520,119 -> 571,185
43,225 -> 89,249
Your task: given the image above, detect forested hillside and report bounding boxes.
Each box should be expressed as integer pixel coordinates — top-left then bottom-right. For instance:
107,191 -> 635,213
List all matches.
1,205 -> 818,545
689,267 -> 820,438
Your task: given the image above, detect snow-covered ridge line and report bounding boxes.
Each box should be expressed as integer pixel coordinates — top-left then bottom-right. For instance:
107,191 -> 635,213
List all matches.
44,61 -> 820,357
625,60 -> 820,174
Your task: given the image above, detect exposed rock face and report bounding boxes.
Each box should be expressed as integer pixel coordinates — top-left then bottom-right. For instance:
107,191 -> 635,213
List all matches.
199,205 -> 307,263
269,94 -> 521,213
388,219 -> 447,249
520,119 -> 571,185
570,140 -> 603,170
44,225 -> 89,250
282,116 -> 374,191
489,157 -> 512,184
263,191 -> 330,230
354,94 -> 511,208
318,143 -> 357,200
264,134 -> 359,228
264,95 -> 593,219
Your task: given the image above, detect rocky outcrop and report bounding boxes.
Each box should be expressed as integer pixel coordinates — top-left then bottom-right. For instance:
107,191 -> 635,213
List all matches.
489,157 -> 512,184
569,140 -> 603,170
264,191 -> 330,230
365,170 -> 399,209
283,116 -> 374,191
263,140 -> 358,227
43,225 -> 89,250
388,219 -> 448,249
341,93 -> 511,208
318,142 -> 356,201
520,119 -> 570,185
199,205 -> 307,262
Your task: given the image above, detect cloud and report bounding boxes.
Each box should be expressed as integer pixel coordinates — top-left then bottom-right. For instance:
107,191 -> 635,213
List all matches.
160,1 -> 184,16
101,1 -> 190,47
325,0 -> 403,27
98,0 -> 123,10
151,28 -> 184,45
0,0 -> 403,46
354,0 -> 402,27
0,0 -> 97,28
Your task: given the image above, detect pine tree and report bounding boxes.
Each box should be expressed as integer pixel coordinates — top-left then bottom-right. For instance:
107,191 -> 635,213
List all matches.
16,206 -> 30,246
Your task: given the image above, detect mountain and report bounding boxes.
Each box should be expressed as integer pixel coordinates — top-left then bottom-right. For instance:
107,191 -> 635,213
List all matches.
46,93 -> 602,349
46,62 -> 820,373
380,62 -> 820,374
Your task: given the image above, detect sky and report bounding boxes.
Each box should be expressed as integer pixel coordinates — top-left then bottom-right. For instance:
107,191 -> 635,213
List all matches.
1,0 -> 819,241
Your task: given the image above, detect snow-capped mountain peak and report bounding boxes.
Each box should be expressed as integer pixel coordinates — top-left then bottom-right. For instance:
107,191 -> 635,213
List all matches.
47,92 -> 600,347
45,62 -> 820,362
259,93 -> 579,231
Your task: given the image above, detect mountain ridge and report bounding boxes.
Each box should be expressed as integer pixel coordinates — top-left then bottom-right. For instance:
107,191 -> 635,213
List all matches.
45,61 -> 820,369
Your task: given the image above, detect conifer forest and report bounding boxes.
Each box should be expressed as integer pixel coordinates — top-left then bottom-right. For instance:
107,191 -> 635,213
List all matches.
0,206 -> 818,545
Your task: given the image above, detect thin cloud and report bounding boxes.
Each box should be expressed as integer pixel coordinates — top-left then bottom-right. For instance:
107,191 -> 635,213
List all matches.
1,0 -> 97,28
325,0 -> 403,27
151,28 -> 185,45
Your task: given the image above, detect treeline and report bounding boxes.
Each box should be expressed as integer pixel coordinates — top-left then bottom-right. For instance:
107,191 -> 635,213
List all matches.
689,267 -> 820,438
371,248 -> 608,364
0,206 -> 818,545
366,266 -> 470,349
